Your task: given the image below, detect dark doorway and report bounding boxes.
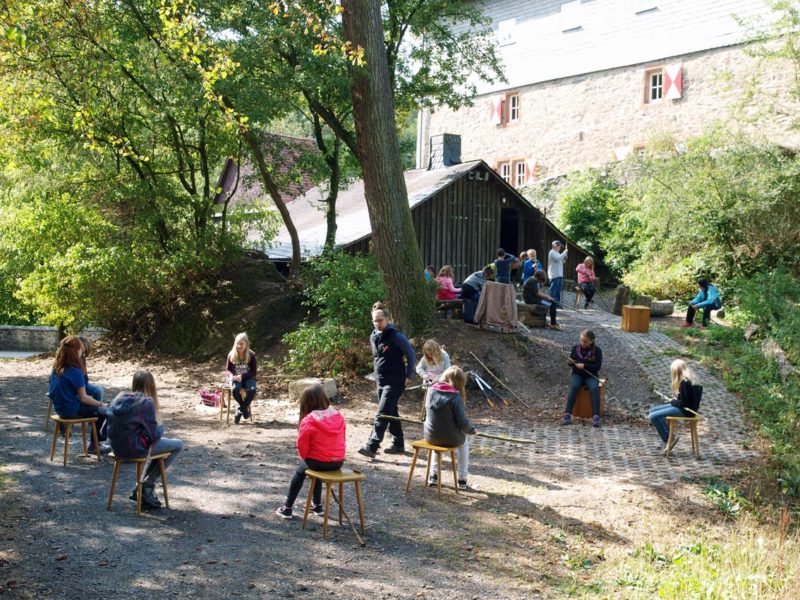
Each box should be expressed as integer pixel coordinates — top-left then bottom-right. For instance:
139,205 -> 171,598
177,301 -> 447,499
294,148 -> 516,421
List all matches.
500,208 -> 519,256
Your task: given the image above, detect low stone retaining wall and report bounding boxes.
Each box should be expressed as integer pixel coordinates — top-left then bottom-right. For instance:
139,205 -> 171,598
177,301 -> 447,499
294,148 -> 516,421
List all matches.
0,326 -> 105,352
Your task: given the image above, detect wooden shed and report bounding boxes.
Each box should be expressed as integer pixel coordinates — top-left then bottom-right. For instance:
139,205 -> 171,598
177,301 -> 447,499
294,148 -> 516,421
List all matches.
265,159 -> 593,283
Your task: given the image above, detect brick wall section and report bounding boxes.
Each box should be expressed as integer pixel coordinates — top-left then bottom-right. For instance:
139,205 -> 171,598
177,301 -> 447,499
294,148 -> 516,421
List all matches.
420,45 -> 800,179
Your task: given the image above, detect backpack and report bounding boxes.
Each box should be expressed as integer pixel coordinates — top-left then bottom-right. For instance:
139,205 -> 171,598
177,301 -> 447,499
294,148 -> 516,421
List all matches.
107,392 -> 161,458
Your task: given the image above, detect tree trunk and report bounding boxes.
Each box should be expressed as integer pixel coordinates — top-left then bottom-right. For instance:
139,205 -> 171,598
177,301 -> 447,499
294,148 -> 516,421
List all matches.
242,129 -> 301,277
341,0 -> 433,334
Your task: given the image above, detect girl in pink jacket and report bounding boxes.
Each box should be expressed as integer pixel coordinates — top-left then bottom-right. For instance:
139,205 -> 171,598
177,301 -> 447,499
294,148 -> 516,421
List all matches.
435,265 -> 461,300
276,384 -> 346,519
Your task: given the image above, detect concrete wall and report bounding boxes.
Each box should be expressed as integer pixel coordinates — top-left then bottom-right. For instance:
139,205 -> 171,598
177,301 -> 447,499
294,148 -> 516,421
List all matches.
420,44 -> 800,179
0,327 -> 106,353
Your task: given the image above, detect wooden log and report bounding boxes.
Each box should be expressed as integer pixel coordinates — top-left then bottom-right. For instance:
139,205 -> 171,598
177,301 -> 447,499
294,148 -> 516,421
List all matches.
612,285 -> 629,316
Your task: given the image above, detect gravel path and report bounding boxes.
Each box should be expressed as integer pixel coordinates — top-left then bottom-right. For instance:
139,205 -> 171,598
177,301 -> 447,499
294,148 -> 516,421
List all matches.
0,297 -> 758,599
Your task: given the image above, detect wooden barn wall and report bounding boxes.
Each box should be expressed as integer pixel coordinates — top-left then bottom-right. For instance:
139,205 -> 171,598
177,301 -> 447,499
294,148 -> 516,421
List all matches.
344,173 -> 591,283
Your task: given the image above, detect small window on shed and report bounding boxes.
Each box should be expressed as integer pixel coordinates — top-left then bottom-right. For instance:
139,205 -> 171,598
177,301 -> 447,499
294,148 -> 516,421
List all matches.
645,68 -> 663,103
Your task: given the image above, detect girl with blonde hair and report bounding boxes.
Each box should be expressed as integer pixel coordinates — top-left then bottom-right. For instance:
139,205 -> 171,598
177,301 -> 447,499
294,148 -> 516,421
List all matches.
648,359 -> 703,454
226,332 -> 258,424
423,366 -> 476,490
575,256 -> 598,309
415,339 -> 452,384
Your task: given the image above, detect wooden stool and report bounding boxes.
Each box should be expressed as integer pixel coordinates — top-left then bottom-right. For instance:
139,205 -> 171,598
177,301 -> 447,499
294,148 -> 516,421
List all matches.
217,386 -> 254,425
621,305 -> 650,333
302,468 -> 366,540
573,285 -> 584,309
405,439 -> 458,499
107,452 -> 172,515
572,379 -> 606,418
45,396 -> 52,431
665,416 -> 701,458
49,415 -> 101,466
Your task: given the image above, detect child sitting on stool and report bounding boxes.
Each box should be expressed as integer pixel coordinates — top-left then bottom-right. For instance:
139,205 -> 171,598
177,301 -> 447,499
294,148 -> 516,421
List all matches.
562,330 -> 603,428
424,366 -> 476,491
648,359 -> 702,454
276,384 -> 346,519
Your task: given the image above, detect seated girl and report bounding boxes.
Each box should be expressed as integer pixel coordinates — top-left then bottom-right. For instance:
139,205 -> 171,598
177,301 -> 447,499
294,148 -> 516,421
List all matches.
276,384 -> 346,519
108,370 -> 184,510
48,336 -> 107,449
424,366 -> 476,490
435,265 -> 461,301
415,339 -> 452,385
226,332 -> 257,424
648,359 -> 702,454
575,257 -> 598,309
562,329 -> 604,427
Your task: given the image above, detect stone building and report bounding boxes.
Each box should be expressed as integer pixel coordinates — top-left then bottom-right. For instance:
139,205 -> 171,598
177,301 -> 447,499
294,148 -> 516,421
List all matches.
417,0 -> 800,184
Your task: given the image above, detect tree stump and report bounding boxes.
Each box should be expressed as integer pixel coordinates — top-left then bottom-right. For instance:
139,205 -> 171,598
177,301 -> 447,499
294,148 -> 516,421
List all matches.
634,295 -> 653,309
612,285 -> 630,316
650,300 -> 674,317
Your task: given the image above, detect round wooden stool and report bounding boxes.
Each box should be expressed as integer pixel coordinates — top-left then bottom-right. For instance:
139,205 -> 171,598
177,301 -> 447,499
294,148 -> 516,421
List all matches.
302,468 -> 366,540
49,415 -> 101,466
107,452 -> 172,515
405,439 -> 459,499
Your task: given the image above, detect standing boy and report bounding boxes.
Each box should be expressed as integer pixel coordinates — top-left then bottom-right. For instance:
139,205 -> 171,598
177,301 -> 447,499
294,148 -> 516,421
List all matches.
358,306 -> 416,457
547,240 -> 568,303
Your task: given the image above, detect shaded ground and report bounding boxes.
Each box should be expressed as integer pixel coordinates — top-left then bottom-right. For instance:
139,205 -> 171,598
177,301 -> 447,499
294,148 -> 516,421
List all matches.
0,296 -> 767,599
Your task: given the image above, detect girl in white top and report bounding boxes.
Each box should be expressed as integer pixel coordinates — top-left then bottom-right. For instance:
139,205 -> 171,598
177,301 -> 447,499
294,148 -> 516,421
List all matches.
415,339 -> 452,384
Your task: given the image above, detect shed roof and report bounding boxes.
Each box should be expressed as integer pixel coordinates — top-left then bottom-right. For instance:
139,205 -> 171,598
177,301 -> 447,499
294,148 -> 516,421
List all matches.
260,161 -> 493,260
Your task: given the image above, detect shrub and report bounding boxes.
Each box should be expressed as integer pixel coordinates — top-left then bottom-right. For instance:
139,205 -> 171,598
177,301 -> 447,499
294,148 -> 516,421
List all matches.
283,253 -> 386,374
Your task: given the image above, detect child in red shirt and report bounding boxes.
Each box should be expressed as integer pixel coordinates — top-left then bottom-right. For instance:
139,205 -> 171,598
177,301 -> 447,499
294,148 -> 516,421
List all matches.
276,384 -> 346,519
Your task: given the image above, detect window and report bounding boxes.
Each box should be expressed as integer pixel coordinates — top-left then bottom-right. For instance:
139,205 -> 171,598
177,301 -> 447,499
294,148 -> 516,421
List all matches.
646,69 -> 663,103
514,161 -> 526,187
499,163 -> 511,183
509,94 -> 520,122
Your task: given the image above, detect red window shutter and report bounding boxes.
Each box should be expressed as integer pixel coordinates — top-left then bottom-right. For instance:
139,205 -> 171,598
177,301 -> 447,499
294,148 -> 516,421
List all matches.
488,95 -> 504,125
664,63 -> 682,99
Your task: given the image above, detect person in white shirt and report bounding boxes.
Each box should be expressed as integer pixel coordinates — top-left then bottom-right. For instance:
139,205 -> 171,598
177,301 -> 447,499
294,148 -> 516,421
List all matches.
547,240 -> 568,303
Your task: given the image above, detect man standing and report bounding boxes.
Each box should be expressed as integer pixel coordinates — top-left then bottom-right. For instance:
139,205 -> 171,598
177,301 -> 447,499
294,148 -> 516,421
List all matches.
358,305 -> 416,458
547,240 -> 568,304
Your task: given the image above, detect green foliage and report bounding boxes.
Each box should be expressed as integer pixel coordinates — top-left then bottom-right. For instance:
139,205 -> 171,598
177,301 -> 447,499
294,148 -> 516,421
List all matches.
555,168 -> 622,262
701,478 -> 752,518
283,253 -> 386,374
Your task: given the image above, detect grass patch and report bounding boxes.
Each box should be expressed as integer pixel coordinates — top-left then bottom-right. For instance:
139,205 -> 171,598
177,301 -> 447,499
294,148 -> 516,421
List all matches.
605,519 -> 800,598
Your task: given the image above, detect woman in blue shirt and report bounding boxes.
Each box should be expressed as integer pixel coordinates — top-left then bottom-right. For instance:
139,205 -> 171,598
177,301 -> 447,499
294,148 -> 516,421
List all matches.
682,278 -> 722,329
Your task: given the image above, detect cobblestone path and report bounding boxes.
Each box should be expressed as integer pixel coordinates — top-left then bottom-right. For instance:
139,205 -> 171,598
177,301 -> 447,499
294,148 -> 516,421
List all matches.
474,299 -> 757,485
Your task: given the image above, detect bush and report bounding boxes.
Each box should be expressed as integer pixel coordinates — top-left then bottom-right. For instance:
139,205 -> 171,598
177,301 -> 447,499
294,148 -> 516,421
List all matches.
283,253 -> 386,374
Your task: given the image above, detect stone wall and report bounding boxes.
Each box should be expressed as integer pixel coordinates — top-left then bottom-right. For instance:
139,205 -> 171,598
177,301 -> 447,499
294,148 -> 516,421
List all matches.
0,327 -> 106,352
420,44 -> 800,179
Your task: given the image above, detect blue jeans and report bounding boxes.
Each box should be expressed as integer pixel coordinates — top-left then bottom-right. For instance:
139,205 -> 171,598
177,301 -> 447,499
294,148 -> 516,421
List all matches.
285,458 -> 343,507
549,277 -> 563,303
85,382 -> 105,403
144,437 -> 184,483
232,379 -> 257,409
367,383 -> 405,451
564,373 -> 600,416
648,403 -> 685,443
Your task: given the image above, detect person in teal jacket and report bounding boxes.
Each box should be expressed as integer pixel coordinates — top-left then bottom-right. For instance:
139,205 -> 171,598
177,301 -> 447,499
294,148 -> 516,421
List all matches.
682,278 -> 721,328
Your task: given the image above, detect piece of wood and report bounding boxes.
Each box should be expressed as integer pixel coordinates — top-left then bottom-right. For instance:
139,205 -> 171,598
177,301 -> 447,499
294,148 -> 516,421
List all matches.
612,285 -> 629,316
468,351 -> 527,405
621,305 -> 650,333
376,415 -> 535,444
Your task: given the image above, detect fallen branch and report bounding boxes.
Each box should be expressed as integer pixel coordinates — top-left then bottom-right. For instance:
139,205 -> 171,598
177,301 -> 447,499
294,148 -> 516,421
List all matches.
376,415 -> 535,445
468,351 -> 529,407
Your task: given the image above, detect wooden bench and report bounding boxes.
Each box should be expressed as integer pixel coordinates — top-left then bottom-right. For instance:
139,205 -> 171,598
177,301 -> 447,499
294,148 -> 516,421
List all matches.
405,439 -> 459,500
107,452 -> 172,515
665,416 -> 701,459
49,415 -> 101,466
302,468 -> 366,540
